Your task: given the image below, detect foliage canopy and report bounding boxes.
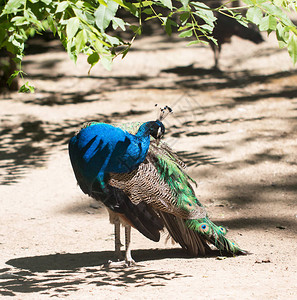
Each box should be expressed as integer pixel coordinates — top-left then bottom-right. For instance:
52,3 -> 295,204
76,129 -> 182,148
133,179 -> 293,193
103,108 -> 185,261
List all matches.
0,0 -> 297,92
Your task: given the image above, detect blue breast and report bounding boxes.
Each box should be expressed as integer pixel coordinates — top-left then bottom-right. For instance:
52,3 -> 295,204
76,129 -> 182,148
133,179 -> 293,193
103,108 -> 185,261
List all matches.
69,123 -> 150,189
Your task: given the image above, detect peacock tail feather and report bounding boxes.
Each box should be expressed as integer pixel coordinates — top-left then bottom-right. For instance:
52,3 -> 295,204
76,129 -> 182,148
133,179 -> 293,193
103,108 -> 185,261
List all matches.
148,140 -> 245,255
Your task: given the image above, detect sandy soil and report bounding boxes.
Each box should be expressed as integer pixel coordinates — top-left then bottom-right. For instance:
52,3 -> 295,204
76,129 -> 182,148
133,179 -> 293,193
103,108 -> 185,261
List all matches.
0,30 -> 297,299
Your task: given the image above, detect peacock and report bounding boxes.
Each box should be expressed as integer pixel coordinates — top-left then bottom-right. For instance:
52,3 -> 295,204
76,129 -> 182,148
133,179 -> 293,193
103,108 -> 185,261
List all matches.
209,12 -> 264,69
69,106 -> 246,265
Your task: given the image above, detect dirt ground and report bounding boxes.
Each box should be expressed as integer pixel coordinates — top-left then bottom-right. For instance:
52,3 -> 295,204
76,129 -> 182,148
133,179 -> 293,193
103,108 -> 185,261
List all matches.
0,29 -> 297,299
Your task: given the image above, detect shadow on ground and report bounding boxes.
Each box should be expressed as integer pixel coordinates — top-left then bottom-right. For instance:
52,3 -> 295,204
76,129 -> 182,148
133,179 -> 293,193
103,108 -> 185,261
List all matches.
10,68 -> 297,106
0,249 -> 191,297
0,109 -> 148,185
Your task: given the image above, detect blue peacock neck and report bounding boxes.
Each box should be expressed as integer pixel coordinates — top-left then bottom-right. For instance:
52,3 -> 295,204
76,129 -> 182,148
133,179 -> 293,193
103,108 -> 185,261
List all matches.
114,120 -> 163,173
135,121 -> 154,138
135,120 -> 164,139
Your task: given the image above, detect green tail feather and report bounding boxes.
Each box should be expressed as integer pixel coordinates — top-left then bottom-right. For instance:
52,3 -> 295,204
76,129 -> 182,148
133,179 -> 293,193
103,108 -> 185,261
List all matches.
151,141 -> 246,255
185,218 -> 245,255
151,142 -> 202,211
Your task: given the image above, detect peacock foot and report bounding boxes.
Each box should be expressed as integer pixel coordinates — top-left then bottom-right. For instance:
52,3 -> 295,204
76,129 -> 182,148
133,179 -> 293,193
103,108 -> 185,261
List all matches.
104,258 -> 136,268
125,257 -> 135,267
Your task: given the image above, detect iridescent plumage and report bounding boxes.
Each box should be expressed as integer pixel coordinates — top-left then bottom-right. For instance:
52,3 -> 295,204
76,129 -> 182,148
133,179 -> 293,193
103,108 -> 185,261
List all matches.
69,111 -> 246,265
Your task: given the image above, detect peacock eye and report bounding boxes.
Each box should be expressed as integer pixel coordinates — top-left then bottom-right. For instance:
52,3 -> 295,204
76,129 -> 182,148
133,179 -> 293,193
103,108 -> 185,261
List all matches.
202,224 -> 206,229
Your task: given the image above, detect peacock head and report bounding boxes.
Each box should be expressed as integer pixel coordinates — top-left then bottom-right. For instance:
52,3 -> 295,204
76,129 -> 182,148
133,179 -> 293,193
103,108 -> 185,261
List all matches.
137,120 -> 165,141
136,106 -> 172,142
148,105 -> 172,142
148,120 -> 165,140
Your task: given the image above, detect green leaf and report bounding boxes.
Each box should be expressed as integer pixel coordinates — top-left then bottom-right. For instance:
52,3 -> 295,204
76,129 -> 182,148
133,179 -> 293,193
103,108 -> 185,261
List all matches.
7,70 -> 20,86
112,17 -> 126,31
67,39 -> 77,62
2,0 -> 25,15
98,0 -> 107,5
261,2 -> 282,16
159,0 -> 172,10
199,23 -> 212,32
11,38 -> 22,48
187,40 -> 202,46
47,17 -> 56,36
88,31 -> 110,51
200,23 -> 213,33
133,0 -> 153,7
180,0 -> 189,8
87,52 -> 100,67
112,0 -> 128,8
66,17 -> 80,40
56,1 -> 69,13
192,2 -> 216,25
11,16 -> 29,26
234,15 -> 249,28
178,23 -> 192,31
207,35 -> 217,45
123,1 -> 138,17
121,46 -> 130,59
101,55 -> 113,70
130,25 -> 142,35
19,82 -> 35,93
179,29 -> 193,38
261,2 -> 293,27
273,0 -> 284,5
144,14 -> 160,21
95,0 -> 119,31
276,23 -> 289,48
164,17 -> 177,36
259,15 -> 277,31
105,34 -> 121,46
180,12 -> 190,25
75,29 -> 87,52
40,0 -> 52,5
288,34 -> 297,64
142,8 -> 153,15
246,7 -> 263,25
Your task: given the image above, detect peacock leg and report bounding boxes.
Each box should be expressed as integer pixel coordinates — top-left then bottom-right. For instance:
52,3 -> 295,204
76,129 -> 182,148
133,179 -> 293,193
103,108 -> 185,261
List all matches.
125,225 -> 135,265
106,218 -> 126,268
106,214 -> 134,268
114,216 -> 123,261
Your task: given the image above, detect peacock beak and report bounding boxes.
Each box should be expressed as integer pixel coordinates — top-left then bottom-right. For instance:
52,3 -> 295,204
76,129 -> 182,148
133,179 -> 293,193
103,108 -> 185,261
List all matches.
155,127 -> 164,145
156,127 -> 163,139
